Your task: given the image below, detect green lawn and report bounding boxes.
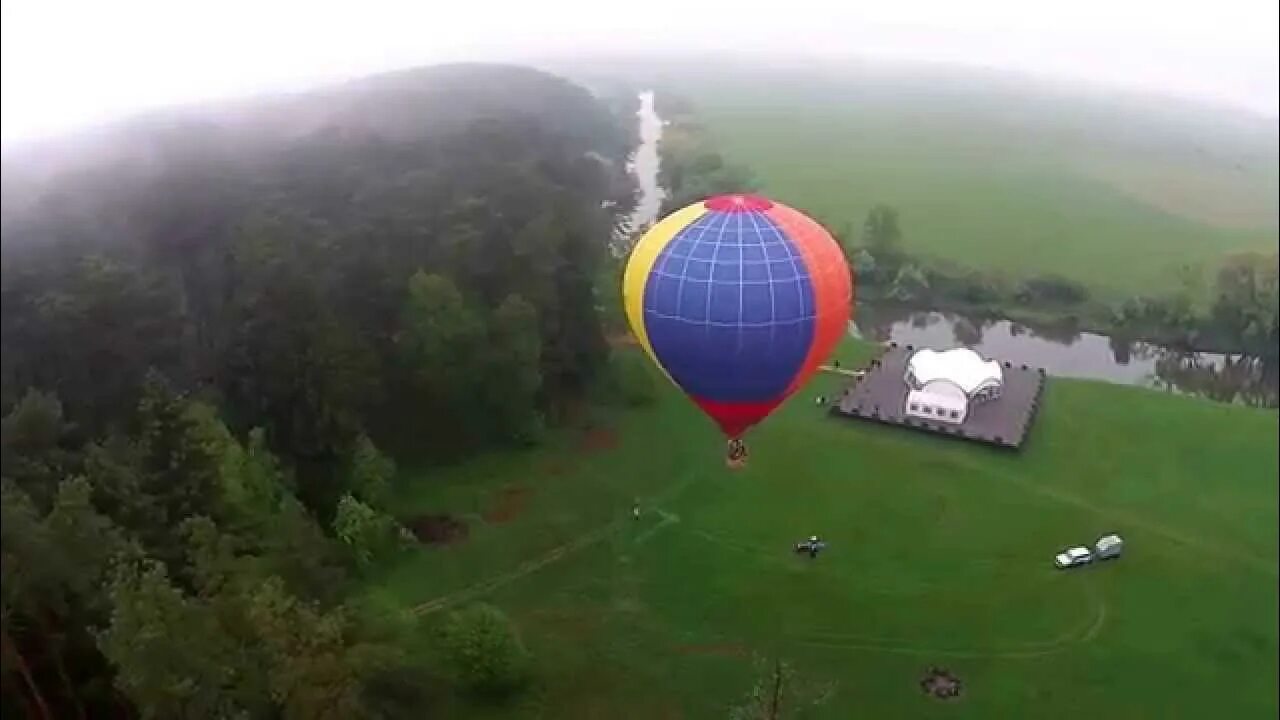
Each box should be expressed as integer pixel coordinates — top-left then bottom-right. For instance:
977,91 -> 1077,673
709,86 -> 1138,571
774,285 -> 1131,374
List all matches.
367,342 -> 1278,718
657,68 -> 1279,300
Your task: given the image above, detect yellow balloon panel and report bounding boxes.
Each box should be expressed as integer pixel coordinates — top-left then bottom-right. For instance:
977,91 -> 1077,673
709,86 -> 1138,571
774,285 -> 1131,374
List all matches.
622,201 -> 708,374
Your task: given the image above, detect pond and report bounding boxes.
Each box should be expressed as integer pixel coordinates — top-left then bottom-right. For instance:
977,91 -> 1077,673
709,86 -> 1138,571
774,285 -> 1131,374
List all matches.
852,304 -> 1277,408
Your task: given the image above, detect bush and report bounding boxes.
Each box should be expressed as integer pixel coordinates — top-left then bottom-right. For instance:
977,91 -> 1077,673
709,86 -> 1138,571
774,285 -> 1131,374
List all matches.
1016,274 -> 1089,305
440,603 -> 532,697
887,264 -> 930,302
510,411 -> 546,447
349,434 -> 396,510
595,351 -> 657,407
926,267 -> 1003,306
332,494 -> 398,568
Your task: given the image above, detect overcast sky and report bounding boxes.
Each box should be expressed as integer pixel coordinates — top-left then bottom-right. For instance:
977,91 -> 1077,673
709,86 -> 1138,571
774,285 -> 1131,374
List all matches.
2,0 -> 1277,143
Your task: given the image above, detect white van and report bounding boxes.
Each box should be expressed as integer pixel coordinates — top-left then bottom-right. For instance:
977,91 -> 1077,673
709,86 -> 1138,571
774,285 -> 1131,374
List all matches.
1054,546 -> 1093,569
1095,533 -> 1123,561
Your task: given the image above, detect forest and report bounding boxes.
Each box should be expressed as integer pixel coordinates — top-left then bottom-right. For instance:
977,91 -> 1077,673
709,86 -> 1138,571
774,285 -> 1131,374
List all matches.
0,63 -> 639,718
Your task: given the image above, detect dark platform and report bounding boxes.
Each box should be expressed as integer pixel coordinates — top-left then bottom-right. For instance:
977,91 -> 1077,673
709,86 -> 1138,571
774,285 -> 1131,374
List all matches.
830,343 -> 1046,450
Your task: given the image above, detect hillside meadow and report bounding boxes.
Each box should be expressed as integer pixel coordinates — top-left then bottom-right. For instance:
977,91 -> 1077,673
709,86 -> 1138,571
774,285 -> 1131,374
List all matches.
646,62 -> 1279,300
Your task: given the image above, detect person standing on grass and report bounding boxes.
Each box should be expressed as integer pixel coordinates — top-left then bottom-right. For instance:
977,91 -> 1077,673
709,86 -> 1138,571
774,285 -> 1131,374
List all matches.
632,500 -> 640,520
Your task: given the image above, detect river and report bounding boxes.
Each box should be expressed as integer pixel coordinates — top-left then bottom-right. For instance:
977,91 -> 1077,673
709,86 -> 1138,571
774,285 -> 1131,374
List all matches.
853,304 -> 1277,407
625,90 -> 665,233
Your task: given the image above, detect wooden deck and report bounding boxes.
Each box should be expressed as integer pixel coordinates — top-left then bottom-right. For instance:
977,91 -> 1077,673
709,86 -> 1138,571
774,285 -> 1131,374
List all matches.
819,365 -> 866,378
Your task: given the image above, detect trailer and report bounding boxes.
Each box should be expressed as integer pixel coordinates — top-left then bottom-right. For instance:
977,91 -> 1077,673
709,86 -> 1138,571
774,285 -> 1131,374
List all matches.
1095,533 -> 1123,561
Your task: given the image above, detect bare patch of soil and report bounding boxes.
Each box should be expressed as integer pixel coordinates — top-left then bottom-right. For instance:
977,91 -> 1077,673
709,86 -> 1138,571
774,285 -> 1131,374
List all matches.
541,458 -> 575,477
579,427 -> 619,453
483,484 -> 534,524
525,607 -> 601,644
406,514 -> 468,545
920,667 -> 963,701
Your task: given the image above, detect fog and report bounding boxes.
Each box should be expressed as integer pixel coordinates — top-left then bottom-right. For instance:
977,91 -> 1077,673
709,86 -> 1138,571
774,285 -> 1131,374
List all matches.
3,0 -> 1277,143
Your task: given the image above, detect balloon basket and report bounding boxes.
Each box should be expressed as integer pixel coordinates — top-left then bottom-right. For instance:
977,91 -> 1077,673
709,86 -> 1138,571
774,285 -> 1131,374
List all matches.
725,438 -> 748,469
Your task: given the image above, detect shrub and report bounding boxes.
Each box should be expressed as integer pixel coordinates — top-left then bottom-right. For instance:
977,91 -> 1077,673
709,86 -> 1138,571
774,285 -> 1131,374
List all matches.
596,351 -> 657,407
931,268 -> 1003,306
887,264 -> 930,302
349,434 -> 395,509
510,411 -> 546,447
332,494 -> 398,568
439,603 -> 532,697
1016,274 -> 1089,305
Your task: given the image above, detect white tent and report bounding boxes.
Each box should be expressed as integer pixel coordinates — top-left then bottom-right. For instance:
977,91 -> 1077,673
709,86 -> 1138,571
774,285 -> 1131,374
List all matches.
903,348 -> 1005,424
906,379 -> 969,423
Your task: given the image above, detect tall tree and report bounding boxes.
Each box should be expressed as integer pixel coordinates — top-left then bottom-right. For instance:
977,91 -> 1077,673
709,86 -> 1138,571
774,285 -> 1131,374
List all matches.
887,264 -> 930,303
98,560 -> 260,719
84,373 -> 232,571
861,204 -> 904,271
2,478 -> 129,719
1211,253 -> 1279,360
483,294 -> 543,442
135,374 -> 227,529
332,495 -> 397,569
213,428 -> 348,603
222,220 -> 378,519
245,578 -> 395,720
1,255 -> 184,434
396,271 -> 486,451
347,434 -> 395,511
851,249 -> 877,287
1,481 -> 59,720
439,603 -> 532,698
1,389 -> 75,512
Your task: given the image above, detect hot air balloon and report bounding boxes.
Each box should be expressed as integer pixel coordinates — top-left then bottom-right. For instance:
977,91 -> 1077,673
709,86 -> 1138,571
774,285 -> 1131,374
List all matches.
622,194 -> 853,465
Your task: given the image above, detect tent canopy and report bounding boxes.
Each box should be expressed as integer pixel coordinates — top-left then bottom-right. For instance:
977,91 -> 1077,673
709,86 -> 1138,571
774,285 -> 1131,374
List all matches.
906,348 -> 1003,396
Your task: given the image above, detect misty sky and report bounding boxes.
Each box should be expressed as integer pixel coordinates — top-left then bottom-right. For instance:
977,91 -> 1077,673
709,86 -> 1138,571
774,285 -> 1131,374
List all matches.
2,0 -> 1277,143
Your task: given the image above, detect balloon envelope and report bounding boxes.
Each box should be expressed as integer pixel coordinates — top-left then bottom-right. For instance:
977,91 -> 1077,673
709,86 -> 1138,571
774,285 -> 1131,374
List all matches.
623,194 -> 853,438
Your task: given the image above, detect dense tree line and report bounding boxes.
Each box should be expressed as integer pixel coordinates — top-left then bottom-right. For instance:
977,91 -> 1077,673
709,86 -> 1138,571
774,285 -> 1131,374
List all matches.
1,64 -> 637,716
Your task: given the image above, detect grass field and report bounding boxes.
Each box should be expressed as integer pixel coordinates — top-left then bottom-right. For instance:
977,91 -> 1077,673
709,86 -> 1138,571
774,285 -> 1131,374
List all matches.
650,64 -> 1279,299
365,341 -> 1278,718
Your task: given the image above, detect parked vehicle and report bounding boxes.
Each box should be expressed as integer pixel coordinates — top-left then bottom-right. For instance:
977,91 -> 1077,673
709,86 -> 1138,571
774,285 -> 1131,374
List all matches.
1054,546 -> 1093,569
1095,533 -> 1123,560
794,536 -> 828,555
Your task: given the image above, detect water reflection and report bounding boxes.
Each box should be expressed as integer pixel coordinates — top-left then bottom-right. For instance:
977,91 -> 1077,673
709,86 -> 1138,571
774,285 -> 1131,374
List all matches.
1152,353 -> 1278,408
852,304 -> 1277,407
1108,335 -> 1132,365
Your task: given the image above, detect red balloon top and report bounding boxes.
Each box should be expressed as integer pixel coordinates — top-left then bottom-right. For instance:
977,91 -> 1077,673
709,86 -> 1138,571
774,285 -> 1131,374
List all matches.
703,194 -> 774,212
